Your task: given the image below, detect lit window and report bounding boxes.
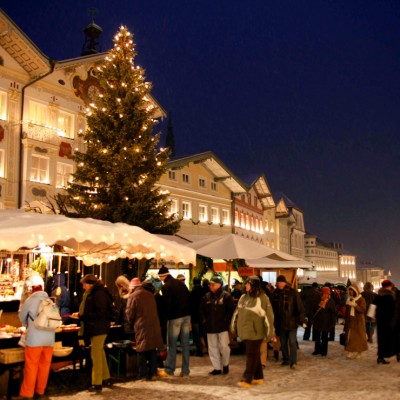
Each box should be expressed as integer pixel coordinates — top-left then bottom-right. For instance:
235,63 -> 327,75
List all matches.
234,210 -> 239,227
198,178 -> 206,188
31,155 -> 49,183
211,182 -> 217,191
57,110 -> 75,139
29,101 -> 47,125
168,170 -> 176,181
0,91 -> 7,120
211,207 -> 219,223
182,173 -> 190,184
182,201 -> 191,219
222,209 -> 230,225
169,199 -> 178,215
240,212 -> 245,228
199,204 -> 207,221
56,163 -> 73,188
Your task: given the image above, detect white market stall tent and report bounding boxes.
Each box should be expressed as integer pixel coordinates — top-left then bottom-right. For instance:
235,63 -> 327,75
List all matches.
0,210 -> 196,266
182,234 -> 298,261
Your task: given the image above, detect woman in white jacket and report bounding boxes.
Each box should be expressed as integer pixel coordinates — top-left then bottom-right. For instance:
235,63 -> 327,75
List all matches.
19,274 -> 55,399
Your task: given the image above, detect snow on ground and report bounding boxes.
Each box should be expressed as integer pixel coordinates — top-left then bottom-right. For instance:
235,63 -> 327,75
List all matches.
50,326 -> 400,400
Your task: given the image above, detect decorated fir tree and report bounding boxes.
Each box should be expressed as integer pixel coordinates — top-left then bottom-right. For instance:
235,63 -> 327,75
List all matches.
66,26 -> 179,234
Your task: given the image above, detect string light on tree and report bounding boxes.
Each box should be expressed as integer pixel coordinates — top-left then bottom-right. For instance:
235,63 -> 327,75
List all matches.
65,25 -> 179,234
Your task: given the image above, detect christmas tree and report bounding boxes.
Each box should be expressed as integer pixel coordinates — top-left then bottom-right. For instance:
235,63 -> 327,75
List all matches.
66,26 -> 180,234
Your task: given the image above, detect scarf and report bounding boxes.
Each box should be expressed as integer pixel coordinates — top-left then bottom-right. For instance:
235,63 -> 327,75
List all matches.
319,294 -> 330,309
78,287 -> 92,336
346,294 -> 361,317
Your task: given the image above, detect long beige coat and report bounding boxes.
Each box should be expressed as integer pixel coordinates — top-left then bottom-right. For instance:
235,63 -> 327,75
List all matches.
344,285 -> 368,353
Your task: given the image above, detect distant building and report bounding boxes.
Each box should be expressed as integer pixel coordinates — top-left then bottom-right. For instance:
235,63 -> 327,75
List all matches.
356,260 -> 387,291
273,193 -> 305,258
233,174 -> 276,246
156,151 -> 247,236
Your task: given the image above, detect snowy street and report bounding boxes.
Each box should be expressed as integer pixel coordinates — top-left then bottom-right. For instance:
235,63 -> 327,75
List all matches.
50,326 -> 400,400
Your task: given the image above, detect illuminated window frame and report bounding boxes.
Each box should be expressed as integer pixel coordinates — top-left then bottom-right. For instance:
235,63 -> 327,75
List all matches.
31,154 -> 49,183
56,162 -> 73,188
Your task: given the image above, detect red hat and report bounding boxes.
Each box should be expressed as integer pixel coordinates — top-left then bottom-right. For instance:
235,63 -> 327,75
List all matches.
381,279 -> 393,288
129,277 -> 141,289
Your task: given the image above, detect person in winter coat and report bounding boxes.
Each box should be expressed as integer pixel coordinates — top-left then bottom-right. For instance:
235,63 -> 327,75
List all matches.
157,266 -> 191,378
115,275 -> 134,339
232,276 -> 275,389
189,277 -> 206,357
361,282 -> 377,343
344,284 -> 368,359
199,275 -> 235,375
300,282 -> 321,341
18,274 -> 55,399
72,274 -> 114,392
312,286 -> 336,356
373,279 -> 396,364
126,281 -> 164,381
271,275 -> 305,369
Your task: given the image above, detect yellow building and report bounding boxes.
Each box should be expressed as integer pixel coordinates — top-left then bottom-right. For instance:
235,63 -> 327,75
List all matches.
157,151 -> 247,236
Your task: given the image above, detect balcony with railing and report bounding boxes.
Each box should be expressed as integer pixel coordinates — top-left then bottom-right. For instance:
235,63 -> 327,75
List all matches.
22,121 -> 74,146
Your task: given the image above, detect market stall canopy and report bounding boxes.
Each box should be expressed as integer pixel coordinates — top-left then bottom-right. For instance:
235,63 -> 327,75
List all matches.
182,234 -> 298,260
0,210 -> 196,266
298,276 -> 349,286
246,257 -> 313,269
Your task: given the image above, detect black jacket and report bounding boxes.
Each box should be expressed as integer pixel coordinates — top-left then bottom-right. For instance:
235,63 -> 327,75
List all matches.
271,285 -> 305,334
161,275 -> 190,320
313,297 -> 336,332
199,288 -> 235,334
189,284 -> 206,323
81,283 -> 114,338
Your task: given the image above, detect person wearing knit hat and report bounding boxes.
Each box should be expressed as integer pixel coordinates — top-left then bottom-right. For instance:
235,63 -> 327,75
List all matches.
129,277 -> 141,289
72,273 -> 114,392
176,274 -> 186,283
200,275 -> 235,376
157,265 -> 191,378
234,274 -> 275,388
157,265 -> 170,277
373,279 -> 397,364
271,273 -> 305,369
18,273 -> 55,399
344,284 -> 368,360
311,287 -> 336,357
276,275 -> 287,283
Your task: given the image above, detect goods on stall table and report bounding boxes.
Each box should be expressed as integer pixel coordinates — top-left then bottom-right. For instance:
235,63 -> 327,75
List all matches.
0,274 -> 14,298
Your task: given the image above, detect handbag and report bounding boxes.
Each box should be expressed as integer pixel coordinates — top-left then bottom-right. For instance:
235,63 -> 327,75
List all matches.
339,332 -> 346,346
366,304 -> 376,320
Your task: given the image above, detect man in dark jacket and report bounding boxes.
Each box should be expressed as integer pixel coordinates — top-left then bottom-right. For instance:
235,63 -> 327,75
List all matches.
361,282 -> 377,343
73,274 -> 114,392
300,282 -> 320,341
157,266 -> 191,377
199,276 -> 235,375
190,277 -> 206,356
271,275 -> 305,369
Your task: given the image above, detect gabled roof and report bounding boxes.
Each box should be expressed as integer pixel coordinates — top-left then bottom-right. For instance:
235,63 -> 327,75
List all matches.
250,174 -> 275,209
167,151 -> 247,194
273,192 -> 303,212
0,9 -> 51,77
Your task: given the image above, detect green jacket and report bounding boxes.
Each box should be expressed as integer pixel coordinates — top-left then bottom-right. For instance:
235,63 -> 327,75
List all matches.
234,293 -> 275,341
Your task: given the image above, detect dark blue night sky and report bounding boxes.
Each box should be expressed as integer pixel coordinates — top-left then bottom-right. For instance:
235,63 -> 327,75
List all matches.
3,1 -> 400,280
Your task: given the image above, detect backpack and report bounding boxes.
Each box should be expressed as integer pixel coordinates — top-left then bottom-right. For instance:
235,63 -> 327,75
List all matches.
32,298 -> 62,331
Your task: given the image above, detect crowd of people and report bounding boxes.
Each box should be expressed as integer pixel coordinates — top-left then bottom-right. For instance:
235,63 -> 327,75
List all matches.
16,270 -> 400,398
